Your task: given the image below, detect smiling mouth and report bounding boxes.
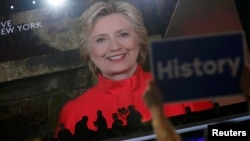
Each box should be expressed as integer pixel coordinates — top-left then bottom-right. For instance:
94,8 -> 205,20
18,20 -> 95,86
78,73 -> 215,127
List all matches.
107,54 -> 126,60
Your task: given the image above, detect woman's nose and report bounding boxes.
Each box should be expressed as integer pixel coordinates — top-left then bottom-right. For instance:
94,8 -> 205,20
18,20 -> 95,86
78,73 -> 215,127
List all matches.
109,39 -> 121,52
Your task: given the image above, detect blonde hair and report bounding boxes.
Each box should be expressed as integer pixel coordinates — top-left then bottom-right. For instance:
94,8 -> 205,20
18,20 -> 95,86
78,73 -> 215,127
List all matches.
79,1 -> 148,75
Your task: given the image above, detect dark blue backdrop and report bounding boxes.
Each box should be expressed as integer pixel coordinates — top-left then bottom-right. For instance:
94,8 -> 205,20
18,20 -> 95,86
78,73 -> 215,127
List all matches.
149,32 -> 246,103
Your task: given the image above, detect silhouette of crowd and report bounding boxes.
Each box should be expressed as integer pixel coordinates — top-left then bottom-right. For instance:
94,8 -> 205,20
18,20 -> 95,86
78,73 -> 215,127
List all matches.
1,102 -> 242,141
56,105 -> 147,141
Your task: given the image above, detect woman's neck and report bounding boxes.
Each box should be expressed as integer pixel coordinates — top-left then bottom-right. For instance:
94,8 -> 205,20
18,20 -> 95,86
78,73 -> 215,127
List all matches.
102,64 -> 138,81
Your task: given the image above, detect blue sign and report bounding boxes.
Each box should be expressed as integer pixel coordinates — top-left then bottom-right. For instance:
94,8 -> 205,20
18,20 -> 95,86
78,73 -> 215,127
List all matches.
149,32 -> 247,103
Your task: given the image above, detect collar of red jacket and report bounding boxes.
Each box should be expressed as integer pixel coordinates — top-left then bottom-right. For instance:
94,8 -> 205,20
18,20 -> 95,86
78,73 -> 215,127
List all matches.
96,65 -> 150,95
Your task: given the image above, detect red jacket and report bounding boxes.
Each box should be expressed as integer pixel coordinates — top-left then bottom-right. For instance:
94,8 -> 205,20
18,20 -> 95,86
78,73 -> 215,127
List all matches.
57,65 -> 213,134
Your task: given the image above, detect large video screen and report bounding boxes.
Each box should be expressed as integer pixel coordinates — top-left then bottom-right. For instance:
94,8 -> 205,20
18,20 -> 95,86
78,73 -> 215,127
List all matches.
0,0 -> 249,141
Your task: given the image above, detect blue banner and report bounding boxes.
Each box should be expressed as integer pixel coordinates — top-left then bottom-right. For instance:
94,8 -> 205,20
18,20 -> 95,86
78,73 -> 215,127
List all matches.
149,32 -> 247,103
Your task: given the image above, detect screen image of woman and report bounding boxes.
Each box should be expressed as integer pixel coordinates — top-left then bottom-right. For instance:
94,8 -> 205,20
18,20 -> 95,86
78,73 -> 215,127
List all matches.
56,1 -> 214,141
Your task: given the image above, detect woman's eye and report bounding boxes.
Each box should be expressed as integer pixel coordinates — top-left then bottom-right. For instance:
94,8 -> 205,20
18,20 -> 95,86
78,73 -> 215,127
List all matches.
120,32 -> 129,37
96,38 -> 105,43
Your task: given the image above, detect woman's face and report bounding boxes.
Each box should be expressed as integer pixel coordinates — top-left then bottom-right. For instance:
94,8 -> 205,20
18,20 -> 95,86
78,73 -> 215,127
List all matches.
88,14 -> 140,80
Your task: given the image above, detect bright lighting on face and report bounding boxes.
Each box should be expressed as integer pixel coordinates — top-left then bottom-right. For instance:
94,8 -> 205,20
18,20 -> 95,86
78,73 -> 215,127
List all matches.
47,0 -> 66,7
